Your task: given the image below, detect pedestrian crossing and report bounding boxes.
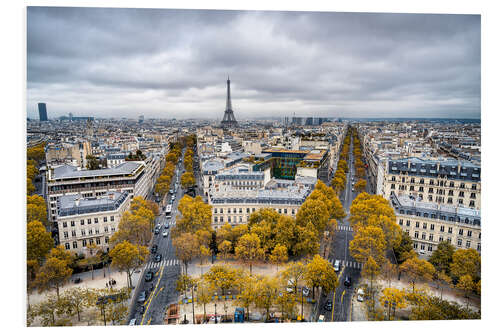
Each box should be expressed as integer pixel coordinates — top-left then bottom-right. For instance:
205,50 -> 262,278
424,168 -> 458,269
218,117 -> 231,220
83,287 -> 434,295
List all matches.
145,258 -> 180,270
336,225 -> 353,232
328,258 -> 363,270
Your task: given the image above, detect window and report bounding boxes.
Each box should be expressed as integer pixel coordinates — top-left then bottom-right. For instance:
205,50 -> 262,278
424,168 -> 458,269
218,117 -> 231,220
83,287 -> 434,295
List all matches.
458,199 -> 463,205
80,220 -> 85,225
95,228 -> 99,234
72,241 -> 78,249
63,222 -> 67,228
284,209 -> 288,214
428,195 -> 433,201
228,217 -> 231,223
440,226 -> 445,232
422,233 -> 426,240
239,216 -> 242,223
72,230 -> 76,237
89,239 -> 94,245
472,184 -> 477,190
430,224 -> 435,231
292,209 -> 295,215
448,227 -> 453,234
430,180 -> 434,185
459,229 -> 463,236
460,183 -> 465,189
81,230 -> 86,236
391,176 -> 396,181
410,186 -> 414,191
399,219 -> 403,226
103,217 -> 107,222
214,217 -> 218,223
414,231 -> 419,239
423,223 -> 427,229
467,230 -> 472,237
391,184 -> 396,189
447,237 -> 451,243
87,219 -> 92,225
469,201 -> 475,208
457,239 -> 462,247
415,222 -> 420,228
233,208 -> 237,214
252,208 -> 256,212
439,236 -> 444,242
448,190 -> 454,196
429,234 -> 434,241
104,226 -> 108,233
459,191 -> 464,197
70,221 -> 75,227
421,244 -> 426,250
447,198 -> 453,204
65,243 -> 70,250
63,231 -> 68,239
110,216 -> 114,222
278,209 -> 282,214
406,220 -> 411,226
428,188 -> 433,194
246,208 -> 250,213
466,240 -> 471,248
94,218 -> 99,224
413,243 -> 418,249
105,237 -> 109,244
477,243 -> 481,251
82,239 -> 87,247
88,229 -> 93,235
239,208 -> 242,213
427,245 -> 433,251
96,238 -> 101,245
419,187 -> 424,192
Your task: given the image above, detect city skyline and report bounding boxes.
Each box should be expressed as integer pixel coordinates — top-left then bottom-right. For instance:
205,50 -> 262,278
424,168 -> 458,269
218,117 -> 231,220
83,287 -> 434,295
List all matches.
27,8 -> 480,120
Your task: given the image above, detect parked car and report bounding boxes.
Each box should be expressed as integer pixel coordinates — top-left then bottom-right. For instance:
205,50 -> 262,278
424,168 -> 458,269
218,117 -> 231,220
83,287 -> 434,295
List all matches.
145,270 -> 154,282
137,291 -> 147,303
138,305 -> 145,314
286,280 -> 294,293
333,260 -> 340,272
151,244 -> 158,254
318,315 -> 325,322
344,276 -> 352,288
129,318 -> 136,325
324,300 -> 333,311
302,287 -> 310,297
154,228 -> 160,235
154,254 -> 162,262
164,224 -> 170,229
162,230 -> 169,237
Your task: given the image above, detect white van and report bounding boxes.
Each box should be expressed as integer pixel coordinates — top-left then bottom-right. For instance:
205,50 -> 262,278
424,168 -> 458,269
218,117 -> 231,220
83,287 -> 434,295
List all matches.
334,260 -> 340,272
357,288 -> 365,302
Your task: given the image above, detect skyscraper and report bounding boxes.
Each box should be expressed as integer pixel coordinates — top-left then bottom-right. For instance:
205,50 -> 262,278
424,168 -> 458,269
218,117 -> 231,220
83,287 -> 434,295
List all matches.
38,103 -> 48,121
220,77 -> 238,128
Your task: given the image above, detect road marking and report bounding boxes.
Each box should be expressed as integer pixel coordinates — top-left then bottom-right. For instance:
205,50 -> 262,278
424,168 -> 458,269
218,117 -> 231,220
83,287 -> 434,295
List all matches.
140,262 -> 165,325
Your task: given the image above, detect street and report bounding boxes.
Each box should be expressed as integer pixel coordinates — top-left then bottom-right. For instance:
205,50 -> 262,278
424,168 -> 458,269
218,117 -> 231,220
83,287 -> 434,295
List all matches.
128,148 -> 187,325
317,132 -> 370,322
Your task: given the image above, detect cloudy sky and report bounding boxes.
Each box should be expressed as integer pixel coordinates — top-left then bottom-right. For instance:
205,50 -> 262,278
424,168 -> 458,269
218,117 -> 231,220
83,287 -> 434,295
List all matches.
27,7 -> 480,120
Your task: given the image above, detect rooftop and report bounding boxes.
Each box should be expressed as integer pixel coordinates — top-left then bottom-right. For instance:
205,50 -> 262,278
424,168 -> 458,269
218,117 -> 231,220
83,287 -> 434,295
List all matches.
52,161 -> 144,180
57,191 -> 129,217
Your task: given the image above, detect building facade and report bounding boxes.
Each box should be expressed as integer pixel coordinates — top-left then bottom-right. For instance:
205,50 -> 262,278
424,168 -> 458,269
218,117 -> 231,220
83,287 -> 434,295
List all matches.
56,191 -> 131,255
38,102 -> 48,121
380,158 -> 481,209
391,193 -> 481,257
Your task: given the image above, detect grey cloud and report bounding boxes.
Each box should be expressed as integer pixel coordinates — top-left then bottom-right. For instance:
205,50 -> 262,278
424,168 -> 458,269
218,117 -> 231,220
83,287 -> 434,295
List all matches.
27,7 -> 480,119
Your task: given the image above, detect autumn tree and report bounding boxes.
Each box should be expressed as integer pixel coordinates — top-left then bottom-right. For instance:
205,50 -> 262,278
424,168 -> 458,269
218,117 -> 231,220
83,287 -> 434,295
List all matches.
362,256 -> 381,302
379,287 -> 407,320
181,172 -> 196,189
109,240 -> 148,289
109,211 -> 151,247
276,289 -> 297,320
269,243 -> 288,271
304,255 -> 338,299
62,287 -> 89,322
176,274 -> 195,299
354,179 -> 367,192
27,220 -> 53,265
175,195 -> 212,235
429,241 -> 456,275
253,276 -> 279,321
456,275 -> 476,310
274,215 -> 297,252
234,233 -> 265,275
280,261 -> 306,295
400,257 -> 436,292
35,257 -> 73,300
218,240 -> 233,263
235,274 -> 257,320
196,278 -> 213,322
434,270 -> 452,300
27,194 -> 48,227
293,222 -> 320,257
393,232 -> 416,264
172,232 -> 200,274
450,248 -> 481,282
203,265 -> 237,295
349,225 -> 387,266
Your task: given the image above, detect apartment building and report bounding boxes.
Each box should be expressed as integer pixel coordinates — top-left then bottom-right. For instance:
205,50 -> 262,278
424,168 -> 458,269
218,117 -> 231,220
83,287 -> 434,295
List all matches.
56,191 -> 130,255
46,161 -> 149,222
379,157 -> 481,209
391,193 -> 481,257
209,176 -> 316,229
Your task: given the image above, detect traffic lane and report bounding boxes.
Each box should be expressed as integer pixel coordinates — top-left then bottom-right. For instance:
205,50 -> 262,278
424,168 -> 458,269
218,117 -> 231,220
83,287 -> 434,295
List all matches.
148,265 -> 182,325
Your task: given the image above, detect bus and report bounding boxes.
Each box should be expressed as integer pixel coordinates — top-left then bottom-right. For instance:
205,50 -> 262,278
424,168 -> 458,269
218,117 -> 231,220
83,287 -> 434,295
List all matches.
165,205 -> 172,216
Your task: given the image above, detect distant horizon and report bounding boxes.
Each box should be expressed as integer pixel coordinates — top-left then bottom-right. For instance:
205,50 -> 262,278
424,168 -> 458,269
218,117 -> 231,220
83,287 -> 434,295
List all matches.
27,8 -> 480,120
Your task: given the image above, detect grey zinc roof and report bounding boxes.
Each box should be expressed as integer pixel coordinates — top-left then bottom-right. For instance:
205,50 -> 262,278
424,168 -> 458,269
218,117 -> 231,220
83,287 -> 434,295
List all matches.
52,161 -> 143,179
57,191 -> 129,217
202,160 -> 225,172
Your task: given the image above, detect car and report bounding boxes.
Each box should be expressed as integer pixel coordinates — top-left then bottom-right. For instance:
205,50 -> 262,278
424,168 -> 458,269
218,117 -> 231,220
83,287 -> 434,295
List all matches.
166,215 -> 172,220
357,288 -> 365,302
151,244 -> 158,253
154,254 -> 162,262
418,249 -> 426,255
302,287 -> 310,297
333,260 -> 340,272
172,195 -> 176,201
169,189 -> 174,194
286,280 -> 294,293
351,188 -> 354,191
154,228 -> 160,235
324,300 -> 333,311
129,318 -> 136,326
318,315 -> 325,322
162,230 -> 169,237
138,305 -> 145,314
344,276 -> 352,288
137,291 -> 147,303
145,270 -> 154,282
164,224 -> 169,229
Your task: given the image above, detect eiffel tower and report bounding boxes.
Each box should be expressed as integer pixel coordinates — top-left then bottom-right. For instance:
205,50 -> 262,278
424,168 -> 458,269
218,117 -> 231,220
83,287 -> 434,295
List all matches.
220,76 -> 238,128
